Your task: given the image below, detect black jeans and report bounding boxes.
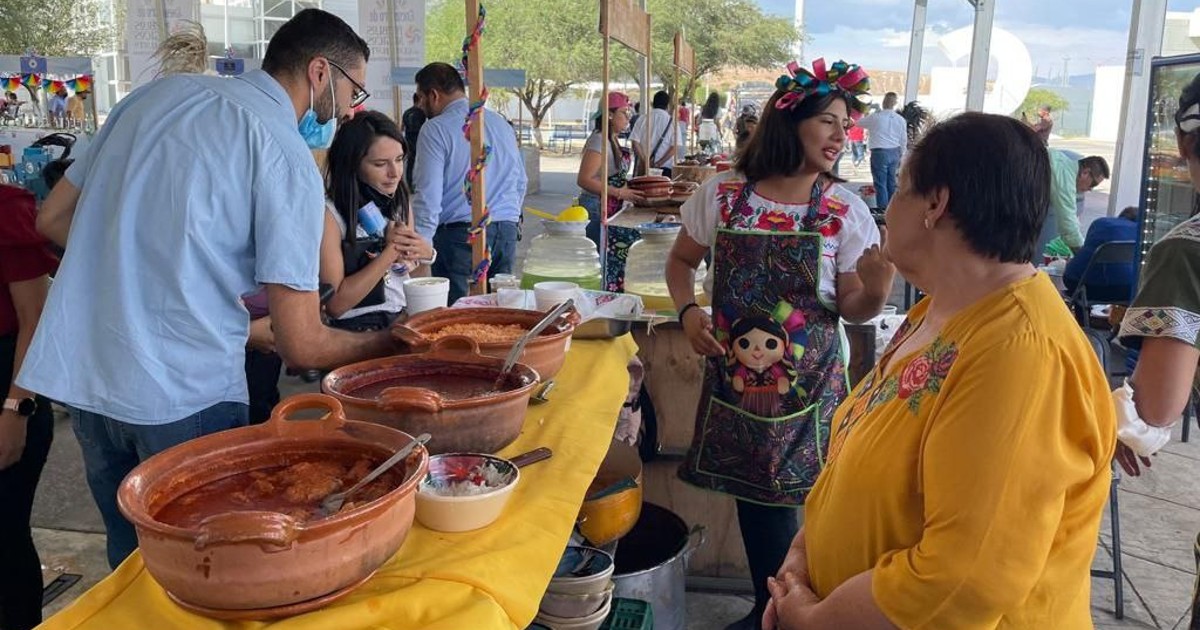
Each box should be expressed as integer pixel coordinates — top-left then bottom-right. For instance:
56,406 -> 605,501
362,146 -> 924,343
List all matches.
0,332 -> 53,630
736,500 -> 800,622
432,220 -> 519,306
244,349 -> 282,425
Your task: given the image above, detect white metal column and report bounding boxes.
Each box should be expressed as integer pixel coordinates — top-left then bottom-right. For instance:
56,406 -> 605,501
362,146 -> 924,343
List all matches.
904,0 -> 927,104
965,0 -> 995,111
795,0 -> 806,62
1108,0 -> 1168,216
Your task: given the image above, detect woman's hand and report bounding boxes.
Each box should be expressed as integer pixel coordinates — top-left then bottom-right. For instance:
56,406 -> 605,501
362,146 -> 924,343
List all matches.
856,244 -> 895,299
681,308 -> 724,357
389,223 -> 433,262
0,411 -> 27,470
764,572 -> 821,630
616,187 -> 646,205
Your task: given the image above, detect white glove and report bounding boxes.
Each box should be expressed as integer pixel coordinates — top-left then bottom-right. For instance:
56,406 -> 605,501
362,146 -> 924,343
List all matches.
1113,379 -> 1175,458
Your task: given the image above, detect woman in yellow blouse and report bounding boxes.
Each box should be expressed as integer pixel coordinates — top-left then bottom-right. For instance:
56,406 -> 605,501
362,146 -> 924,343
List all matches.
763,112 -> 1116,629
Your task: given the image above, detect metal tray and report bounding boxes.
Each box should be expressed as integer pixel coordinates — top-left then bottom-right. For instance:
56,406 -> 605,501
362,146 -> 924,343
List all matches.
572,317 -> 637,339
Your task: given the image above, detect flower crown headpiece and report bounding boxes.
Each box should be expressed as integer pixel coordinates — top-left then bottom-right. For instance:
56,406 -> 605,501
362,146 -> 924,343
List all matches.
774,58 -> 871,120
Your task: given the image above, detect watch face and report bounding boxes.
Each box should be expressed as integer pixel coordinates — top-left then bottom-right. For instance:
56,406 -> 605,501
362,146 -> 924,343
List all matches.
16,398 -> 36,416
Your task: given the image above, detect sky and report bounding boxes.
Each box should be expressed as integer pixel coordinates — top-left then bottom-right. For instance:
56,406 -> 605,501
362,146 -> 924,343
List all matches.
755,0 -> 1200,79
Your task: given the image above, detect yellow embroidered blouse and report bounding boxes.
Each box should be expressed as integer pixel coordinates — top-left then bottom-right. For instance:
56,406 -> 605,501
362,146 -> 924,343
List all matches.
805,273 -> 1116,629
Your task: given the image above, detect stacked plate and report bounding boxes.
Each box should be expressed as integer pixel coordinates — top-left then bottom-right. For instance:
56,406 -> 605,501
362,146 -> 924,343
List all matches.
536,546 -> 616,630
627,175 -> 672,200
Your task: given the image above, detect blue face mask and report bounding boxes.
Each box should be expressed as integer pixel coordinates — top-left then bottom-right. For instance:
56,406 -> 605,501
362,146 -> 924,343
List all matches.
298,80 -> 337,149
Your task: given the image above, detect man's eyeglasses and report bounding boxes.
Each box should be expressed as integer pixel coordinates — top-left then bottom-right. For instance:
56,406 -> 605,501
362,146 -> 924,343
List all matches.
328,60 -> 370,108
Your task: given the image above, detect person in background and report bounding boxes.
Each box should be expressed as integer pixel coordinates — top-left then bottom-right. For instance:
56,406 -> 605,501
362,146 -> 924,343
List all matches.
0,185 -> 56,630
1026,104 -> 1054,145
1,92 -> 23,121
1063,205 -> 1138,303
856,92 -> 906,210
65,90 -> 87,124
322,110 -> 433,330
1034,152 -> 1109,259
677,98 -> 691,158
697,92 -> 722,155
631,90 -> 681,177
47,88 -> 68,126
1114,71 -> 1200,628
21,9 -> 395,570
410,62 -> 527,306
847,122 -> 866,167
667,58 -> 889,630
401,92 -> 425,189
576,91 -> 644,248
733,108 -> 758,151
767,112 -> 1114,630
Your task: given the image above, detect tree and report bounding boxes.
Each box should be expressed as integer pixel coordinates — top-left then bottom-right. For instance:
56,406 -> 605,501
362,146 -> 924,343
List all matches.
426,0 -> 603,148
426,0 -> 798,148
647,0 -> 800,102
0,0 -> 114,58
1017,87 -> 1069,119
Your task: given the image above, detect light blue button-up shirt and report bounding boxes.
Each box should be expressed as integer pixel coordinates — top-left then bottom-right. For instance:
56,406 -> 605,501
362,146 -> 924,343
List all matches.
410,97 -> 527,241
18,70 -> 324,425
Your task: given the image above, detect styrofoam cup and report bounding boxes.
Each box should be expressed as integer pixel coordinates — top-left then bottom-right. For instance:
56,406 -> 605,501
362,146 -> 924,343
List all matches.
404,277 -> 451,314
534,281 -> 578,312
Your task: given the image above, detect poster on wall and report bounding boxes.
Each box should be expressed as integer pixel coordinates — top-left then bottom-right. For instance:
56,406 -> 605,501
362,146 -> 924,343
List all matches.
359,0 -> 425,120
126,0 -> 199,92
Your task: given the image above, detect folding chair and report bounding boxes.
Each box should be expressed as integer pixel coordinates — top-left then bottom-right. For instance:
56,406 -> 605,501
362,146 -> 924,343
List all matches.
1085,328 -> 1124,619
1066,241 -> 1136,329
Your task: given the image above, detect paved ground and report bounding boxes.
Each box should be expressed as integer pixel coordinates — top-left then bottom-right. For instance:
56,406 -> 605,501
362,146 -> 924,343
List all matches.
29,142 -> 1200,629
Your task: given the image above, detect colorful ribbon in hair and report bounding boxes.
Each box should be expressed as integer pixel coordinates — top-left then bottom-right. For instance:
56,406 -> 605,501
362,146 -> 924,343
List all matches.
774,58 -> 871,119
458,2 -> 492,283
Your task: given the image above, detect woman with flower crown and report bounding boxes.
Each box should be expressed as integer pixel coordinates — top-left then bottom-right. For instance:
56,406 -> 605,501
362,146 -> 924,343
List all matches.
665,59 -> 893,630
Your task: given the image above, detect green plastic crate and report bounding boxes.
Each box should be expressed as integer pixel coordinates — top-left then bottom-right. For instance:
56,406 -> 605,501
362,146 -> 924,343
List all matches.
600,597 -> 653,630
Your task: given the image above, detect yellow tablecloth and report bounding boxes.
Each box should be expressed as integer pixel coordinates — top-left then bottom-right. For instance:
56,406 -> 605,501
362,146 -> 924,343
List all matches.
40,335 -> 640,630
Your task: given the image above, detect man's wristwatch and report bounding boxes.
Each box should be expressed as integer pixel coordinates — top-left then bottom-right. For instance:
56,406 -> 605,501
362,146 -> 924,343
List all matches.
3,397 -> 36,417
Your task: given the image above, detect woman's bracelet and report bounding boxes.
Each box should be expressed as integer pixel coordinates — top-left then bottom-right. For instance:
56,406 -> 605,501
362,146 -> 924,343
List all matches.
677,302 -> 700,321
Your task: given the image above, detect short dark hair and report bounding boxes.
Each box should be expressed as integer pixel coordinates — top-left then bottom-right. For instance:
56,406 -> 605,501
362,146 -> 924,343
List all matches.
652,91 -> 670,110
1079,155 -> 1110,181
325,110 -> 409,244
735,89 -> 853,182
414,62 -> 465,96
906,112 -> 1050,264
261,9 -> 369,78
882,92 -> 899,109
1119,206 -> 1139,221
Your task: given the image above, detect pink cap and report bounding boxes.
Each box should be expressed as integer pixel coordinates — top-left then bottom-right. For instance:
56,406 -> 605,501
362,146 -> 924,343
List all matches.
607,92 -> 631,110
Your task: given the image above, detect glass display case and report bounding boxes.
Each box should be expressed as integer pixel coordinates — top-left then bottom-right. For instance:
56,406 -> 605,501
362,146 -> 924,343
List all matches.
1137,53 -> 1200,272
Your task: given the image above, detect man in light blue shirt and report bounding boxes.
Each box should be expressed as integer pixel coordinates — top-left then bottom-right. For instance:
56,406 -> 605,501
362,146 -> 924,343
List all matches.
19,9 -> 396,569
410,62 -> 527,304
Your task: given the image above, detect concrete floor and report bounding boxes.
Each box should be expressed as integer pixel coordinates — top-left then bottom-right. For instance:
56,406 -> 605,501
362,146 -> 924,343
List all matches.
29,143 -> 1200,629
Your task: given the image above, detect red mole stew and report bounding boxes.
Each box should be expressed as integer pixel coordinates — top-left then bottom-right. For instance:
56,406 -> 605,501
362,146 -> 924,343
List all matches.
155,455 -> 407,528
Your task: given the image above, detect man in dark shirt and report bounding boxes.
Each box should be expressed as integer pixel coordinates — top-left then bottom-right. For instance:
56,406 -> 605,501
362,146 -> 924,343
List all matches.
401,92 -> 426,189
1064,205 -> 1139,302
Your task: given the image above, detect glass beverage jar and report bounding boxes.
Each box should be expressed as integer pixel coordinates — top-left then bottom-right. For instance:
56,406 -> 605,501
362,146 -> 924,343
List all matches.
519,221 -> 603,290
624,223 -> 707,311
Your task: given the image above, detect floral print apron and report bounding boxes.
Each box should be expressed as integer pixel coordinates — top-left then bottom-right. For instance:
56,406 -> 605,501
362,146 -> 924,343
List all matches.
678,180 -> 849,506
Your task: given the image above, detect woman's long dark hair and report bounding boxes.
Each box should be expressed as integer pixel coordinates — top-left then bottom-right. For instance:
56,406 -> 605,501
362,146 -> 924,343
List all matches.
735,90 -> 853,183
701,93 -> 720,120
325,110 -> 411,245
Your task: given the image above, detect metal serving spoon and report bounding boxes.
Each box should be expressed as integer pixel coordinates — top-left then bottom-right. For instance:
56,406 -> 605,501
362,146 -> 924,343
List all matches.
495,299 -> 575,384
319,433 -> 431,517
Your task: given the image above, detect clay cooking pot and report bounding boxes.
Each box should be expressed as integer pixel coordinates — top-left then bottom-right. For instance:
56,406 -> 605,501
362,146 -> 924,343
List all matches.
117,394 -> 429,612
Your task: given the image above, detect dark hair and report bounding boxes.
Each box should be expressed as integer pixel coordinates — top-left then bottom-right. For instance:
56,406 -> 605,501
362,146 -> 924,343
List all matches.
735,89 -> 852,182
882,92 -> 898,109
730,316 -> 786,346
414,62 -> 465,96
701,93 -> 720,119
1078,155 -> 1110,181
1177,73 -> 1200,159
262,9 -> 368,78
652,90 -> 670,110
906,112 -> 1049,264
1119,206 -> 1139,221
325,110 -> 410,245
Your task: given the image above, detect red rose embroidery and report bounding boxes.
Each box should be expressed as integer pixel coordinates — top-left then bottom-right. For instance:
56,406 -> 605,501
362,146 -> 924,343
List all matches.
817,218 -> 843,237
756,210 -> 797,231
825,198 -> 850,217
897,355 -> 932,399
